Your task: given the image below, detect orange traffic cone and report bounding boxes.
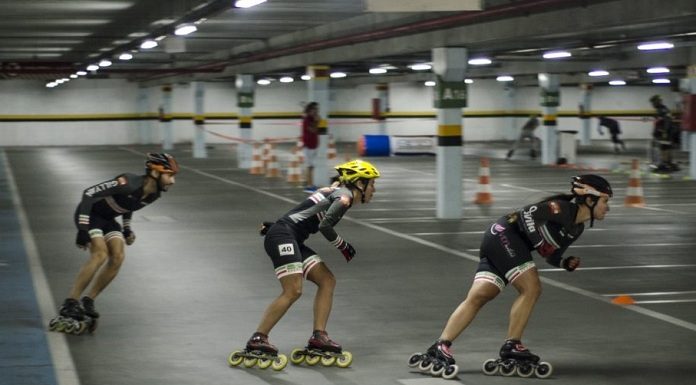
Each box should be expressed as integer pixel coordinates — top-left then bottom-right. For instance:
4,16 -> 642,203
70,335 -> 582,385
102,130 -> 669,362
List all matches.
265,145 -> 280,178
295,138 -> 305,164
249,143 -> 264,175
262,139 -> 272,171
474,157 -> 493,205
286,157 -> 302,184
611,295 -> 636,305
327,135 -> 337,159
624,159 -> 645,207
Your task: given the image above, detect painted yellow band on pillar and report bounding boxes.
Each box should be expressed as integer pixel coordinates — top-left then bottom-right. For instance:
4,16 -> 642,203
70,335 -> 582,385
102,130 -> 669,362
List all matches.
438,124 -> 462,137
239,116 -> 252,124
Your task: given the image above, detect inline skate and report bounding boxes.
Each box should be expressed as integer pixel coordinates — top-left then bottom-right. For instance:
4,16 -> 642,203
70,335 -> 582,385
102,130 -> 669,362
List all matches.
290,330 -> 353,368
228,332 -> 288,371
47,298 -> 96,335
408,339 -> 459,379
482,339 -> 552,378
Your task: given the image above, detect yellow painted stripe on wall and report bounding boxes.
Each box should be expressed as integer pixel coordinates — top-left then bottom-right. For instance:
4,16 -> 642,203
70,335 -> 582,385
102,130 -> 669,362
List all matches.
438,124 -> 462,136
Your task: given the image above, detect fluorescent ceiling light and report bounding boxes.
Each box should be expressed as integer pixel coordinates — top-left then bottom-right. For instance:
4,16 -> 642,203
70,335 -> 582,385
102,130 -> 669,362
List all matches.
128,32 -> 148,38
369,68 -> 387,74
543,51 -> 571,59
140,40 -> 158,49
424,81 -> 436,87
652,78 -> 670,84
46,82 -> 57,88
588,70 -> 609,77
154,35 -> 167,41
409,63 -> 432,71
86,64 -> 99,71
496,75 -> 514,82
174,24 -> 197,36
301,75 -> 311,81
76,71 -> 87,76
468,58 -> 492,65
279,76 -> 294,83
119,53 -> 133,60
98,59 -> 112,67
235,0 -> 267,8
608,80 -> 626,86
637,42 -> 673,50
257,79 -> 271,85
70,74 -> 78,79
647,67 -> 669,74
330,72 -> 347,78
465,79 -> 473,84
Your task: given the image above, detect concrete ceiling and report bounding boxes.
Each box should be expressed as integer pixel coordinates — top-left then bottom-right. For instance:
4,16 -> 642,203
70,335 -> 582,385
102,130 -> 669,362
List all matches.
1,0 -> 695,87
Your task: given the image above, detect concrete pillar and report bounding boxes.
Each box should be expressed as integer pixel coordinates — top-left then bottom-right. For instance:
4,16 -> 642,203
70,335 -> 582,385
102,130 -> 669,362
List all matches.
432,47 -> 467,219
136,86 -> 152,144
192,81 -> 207,158
579,83 -> 592,146
236,74 -> 255,169
161,84 -> 174,151
538,74 -> 560,165
681,64 -> 696,179
376,83 -> 388,135
307,65 -> 330,186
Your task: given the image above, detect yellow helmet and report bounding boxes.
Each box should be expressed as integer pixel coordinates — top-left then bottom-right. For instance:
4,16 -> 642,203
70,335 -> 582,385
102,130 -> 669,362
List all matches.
335,159 -> 380,184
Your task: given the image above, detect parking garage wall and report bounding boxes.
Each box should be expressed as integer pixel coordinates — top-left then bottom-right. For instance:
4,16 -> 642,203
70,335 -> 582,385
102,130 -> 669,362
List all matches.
0,79 -> 673,146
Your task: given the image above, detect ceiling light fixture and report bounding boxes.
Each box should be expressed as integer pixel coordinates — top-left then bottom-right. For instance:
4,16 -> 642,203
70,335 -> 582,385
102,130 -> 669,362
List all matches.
235,0 -> 267,8
465,79 -> 474,84
652,78 -> 670,84
279,76 -> 294,83
98,59 -> 112,67
119,53 -> 133,60
174,24 -> 197,36
608,80 -> 626,86
496,75 -> 514,82
86,64 -> 99,71
76,71 -> 87,76
409,63 -> 432,71
140,40 -> 158,49
647,67 -> 669,74
257,79 -> 271,85
424,81 -> 436,87
637,42 -> 674,50
588,70 -> 609,77
301,75 -> 311,81
330,72 -> 347,78
369,68 -> 387,74
468,58 -> 492,65
543,51 -> 571,59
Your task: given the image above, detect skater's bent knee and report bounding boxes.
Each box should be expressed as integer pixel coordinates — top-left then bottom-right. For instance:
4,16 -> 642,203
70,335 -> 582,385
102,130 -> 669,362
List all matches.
282,287 -> 303,302
108,252 -> 125,267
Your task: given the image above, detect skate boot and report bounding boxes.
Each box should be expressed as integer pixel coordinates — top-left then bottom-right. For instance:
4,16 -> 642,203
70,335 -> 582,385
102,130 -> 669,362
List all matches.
290,330 -> 353,368
409,339 -> 459,379
81,296 -> 100,318
482,339 -> 553,378
48,298 -> 88,335
228,332 -> 288,371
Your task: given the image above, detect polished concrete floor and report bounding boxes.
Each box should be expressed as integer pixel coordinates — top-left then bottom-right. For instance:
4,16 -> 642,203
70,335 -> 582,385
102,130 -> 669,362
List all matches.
3,141 -> 696,385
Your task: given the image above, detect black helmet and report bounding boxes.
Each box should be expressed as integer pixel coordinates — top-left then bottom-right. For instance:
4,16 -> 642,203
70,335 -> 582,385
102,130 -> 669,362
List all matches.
571,175 -> 612,198
146,153 -> 179,175
649,94 -> 662,104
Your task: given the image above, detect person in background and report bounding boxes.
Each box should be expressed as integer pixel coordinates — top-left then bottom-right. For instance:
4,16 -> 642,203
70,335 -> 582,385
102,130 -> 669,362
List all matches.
597,116 -> 626,153
302,102 -> 320,192
506,114 -> 541,160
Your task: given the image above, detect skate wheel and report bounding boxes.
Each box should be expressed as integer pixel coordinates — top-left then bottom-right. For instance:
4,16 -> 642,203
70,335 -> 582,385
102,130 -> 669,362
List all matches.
271,354 -> 288,371
305,354 -> 321,366
290,348 -> 305,365
257,358 -> 272,369
335,351 -> 352,368
500,360 -> 517,377
535,361 -> 553,379
228,351 -> 244,367
64,322 -> 76,334
418,357 -> 433,372
243,357 -> 258,368
517,363 -> 534,378
430,361 -> 445,377
482,359 -> 499,375
407,353 -> 423,368
321,355 -> 336,366
73,322 -> 89,335
442,364 -> 459,380
54,321 -> 67,332
48,318 -> 60,331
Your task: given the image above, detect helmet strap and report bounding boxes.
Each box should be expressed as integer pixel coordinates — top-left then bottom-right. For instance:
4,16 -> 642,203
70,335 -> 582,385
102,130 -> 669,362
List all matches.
585,196 -> 597,227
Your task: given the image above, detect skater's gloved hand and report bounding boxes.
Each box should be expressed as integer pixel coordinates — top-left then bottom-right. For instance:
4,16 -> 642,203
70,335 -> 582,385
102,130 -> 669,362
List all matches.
536,241 -> 556,257
562,256 -> 580,271
76,230 -> 90,249
335,239 -> 356,262
123,227 -> 136,245
259,221 -> 274,236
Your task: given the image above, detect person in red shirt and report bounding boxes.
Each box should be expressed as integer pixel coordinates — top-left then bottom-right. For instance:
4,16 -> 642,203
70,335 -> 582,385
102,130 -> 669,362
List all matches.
302,102 -> 320,192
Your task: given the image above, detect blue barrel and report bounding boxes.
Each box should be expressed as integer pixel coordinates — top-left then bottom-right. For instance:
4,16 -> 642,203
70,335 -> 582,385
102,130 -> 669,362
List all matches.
358,134 -> 390,156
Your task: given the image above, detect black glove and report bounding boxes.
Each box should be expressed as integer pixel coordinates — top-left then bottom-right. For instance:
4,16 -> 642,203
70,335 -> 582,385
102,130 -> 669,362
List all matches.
259,221 -> 275,236
562,256 -> 581,272
337,240 -> 356,262
123,227 -> 136,245
76,230 -> 90,248
536,241 -> 556,257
